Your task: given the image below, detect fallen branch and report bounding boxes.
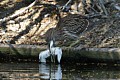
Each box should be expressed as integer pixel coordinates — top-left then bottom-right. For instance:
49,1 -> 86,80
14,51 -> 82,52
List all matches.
0,43 -> 120,61
99,0 -> 108,15
62,0 -> 72,11
0,0 -> 38,24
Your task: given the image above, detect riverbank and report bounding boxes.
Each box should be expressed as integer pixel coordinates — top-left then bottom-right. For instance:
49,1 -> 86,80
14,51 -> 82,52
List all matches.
0,0 -> 120,63
0,43 -> 120,63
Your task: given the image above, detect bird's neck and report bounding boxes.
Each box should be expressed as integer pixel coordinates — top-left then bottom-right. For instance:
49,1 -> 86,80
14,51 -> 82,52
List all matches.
50,40 -> 54,48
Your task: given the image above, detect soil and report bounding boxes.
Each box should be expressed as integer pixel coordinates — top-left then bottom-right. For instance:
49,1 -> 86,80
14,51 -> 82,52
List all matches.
0,0 -> 120,48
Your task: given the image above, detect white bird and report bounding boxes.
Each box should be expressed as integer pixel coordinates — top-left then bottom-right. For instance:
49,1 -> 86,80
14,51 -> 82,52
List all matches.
50,46 -> 62,63
39,49 -> 50,63
39,40 -> 62,63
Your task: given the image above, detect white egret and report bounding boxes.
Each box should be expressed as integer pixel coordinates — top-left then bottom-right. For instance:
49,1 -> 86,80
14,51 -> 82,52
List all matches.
39,40 -> 62,63
39,49 -> 50,63
50,46 -> 62,63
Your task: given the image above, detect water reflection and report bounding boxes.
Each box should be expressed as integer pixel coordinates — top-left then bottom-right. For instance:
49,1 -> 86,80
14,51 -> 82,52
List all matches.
62,63 -> 120,79
0,63 -> 119,79
0,63 -> 39,79
39,63 -> 62,80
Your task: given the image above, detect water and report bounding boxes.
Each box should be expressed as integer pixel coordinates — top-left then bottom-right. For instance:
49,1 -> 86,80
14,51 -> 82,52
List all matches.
0,62 -> 120,79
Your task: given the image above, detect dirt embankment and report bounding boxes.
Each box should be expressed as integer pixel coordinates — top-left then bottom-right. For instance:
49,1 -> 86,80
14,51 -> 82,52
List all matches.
0,0 -> 120,48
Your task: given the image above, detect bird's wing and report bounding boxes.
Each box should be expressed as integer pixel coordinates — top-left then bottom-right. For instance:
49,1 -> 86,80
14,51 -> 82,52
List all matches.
57,48 -> 62,63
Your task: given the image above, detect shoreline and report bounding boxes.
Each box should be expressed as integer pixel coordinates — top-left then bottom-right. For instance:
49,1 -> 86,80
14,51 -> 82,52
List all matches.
0,43 -> 120,62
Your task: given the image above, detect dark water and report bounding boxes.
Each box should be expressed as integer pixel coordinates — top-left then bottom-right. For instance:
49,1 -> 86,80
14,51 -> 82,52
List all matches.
0,62 -> 120,80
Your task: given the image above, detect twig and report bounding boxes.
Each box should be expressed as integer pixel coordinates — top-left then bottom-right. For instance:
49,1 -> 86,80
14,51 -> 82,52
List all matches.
62,0 -> 72,11
0,0 -> 37,24
99,0 -> 108,16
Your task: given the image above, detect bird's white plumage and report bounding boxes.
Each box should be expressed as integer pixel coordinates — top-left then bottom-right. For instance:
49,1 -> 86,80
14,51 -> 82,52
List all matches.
39,49 -> 50,63
39,40 -> 62,63
50,47 -> 62,63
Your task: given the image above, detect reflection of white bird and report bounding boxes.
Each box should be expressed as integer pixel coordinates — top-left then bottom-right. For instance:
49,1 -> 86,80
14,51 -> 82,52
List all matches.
39,64 -> 62,80
39,40 -> 62,63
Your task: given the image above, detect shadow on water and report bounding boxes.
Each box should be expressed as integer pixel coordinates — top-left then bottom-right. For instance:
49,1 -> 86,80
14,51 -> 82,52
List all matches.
0,62 -> 120,79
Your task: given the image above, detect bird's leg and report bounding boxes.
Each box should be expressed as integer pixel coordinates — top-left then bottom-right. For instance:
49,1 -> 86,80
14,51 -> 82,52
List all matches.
53,49 -> 56,63
49,48 -> 54,63
50,49 -> 55,63
51,54 -> 56,63
51,54 -> 54,63
53,54 -> 55,63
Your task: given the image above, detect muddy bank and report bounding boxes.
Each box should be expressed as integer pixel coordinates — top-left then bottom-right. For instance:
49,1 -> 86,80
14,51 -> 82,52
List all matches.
0,0 -> 120,63
0,0 -> 119,47
0,44 -> 120,63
